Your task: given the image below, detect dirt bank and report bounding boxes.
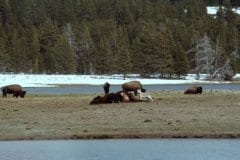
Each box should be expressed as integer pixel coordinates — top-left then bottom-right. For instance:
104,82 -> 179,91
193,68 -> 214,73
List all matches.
0,90 -> 240,140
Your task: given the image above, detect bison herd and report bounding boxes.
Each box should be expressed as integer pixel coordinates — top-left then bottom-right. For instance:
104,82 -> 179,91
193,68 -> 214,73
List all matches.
90,81 -> 203,105
1,82 -> 203,103
90,81 -> 147,105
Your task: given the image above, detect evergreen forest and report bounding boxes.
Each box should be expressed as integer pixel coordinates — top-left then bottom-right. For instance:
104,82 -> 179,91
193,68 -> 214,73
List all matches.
0,0 -> 239,79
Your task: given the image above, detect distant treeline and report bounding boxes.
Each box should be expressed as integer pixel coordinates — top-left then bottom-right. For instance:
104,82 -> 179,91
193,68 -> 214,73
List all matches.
0,0 -> 239,78
205,0 -> 240,7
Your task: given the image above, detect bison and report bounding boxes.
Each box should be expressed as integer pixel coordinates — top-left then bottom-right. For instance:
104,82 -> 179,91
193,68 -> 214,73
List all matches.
1,84 -> 27,98
90,92 -> 123,105
122,81 -> 146,96
89,91 -> 138,105
184,86 -> 202,94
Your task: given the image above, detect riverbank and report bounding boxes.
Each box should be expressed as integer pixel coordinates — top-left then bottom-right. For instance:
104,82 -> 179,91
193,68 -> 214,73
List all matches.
1,90 -> 240,140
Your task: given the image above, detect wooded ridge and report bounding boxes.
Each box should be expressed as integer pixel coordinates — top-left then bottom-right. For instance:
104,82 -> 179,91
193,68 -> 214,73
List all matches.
0,0 -> 239,80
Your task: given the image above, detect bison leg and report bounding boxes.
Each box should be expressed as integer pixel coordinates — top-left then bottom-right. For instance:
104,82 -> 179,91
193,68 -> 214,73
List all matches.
2,93 -> 7,98
13,92 -> 19,98
2,89 -> 7,98
134,90 -> 138,96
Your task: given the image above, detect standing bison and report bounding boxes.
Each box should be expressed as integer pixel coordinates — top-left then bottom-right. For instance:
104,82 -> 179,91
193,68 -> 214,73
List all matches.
122,81 -> 146,96
184,86 -> 202,94
1,84 -> 27,98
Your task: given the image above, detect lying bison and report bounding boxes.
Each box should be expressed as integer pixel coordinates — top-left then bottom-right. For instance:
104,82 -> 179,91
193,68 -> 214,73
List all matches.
184,86 -> 202,94
90,92 -> 123,105
1,84 -> 27,98
122,81 -> 146,96
90,91 -> 137,105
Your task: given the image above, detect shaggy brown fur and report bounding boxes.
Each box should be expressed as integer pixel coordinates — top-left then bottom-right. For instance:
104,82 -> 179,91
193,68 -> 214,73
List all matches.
1,84 -> 27,98
122,81 -> 146,96
90,92 -> 123,105
184,86 -> 202,94
90,91 -> 139,105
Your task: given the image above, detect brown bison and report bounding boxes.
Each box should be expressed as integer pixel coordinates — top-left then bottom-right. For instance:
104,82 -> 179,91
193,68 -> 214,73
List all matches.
122,81 -> 146,96
1,84 -> 27,98
89,91 -> 138,105
184,86 -> 202,94
90,92 -> 124,105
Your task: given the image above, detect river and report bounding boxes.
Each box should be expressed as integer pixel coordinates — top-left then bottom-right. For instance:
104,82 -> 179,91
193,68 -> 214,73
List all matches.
25,83 -> 240,94
0,139 -> 239,160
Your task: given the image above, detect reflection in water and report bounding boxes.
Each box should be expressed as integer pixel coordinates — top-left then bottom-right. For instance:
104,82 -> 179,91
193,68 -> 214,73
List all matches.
26,83 -> 240,94
0,139 -> 240,160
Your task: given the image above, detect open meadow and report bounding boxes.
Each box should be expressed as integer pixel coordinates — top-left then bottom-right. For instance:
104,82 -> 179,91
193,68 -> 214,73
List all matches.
1,90 -> 240,140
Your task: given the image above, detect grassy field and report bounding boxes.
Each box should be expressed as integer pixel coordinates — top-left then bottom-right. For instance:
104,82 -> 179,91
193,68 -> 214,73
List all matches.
1,90 -> 240,140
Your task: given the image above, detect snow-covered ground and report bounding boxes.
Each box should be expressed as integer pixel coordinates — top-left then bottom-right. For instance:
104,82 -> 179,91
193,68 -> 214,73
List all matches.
207,6 -> 240,15
0,73 -> 238,87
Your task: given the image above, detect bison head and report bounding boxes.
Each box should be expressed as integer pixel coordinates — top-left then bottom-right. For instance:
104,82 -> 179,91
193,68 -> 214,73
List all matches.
196,87 -> 202,94
20,90 -> 27,98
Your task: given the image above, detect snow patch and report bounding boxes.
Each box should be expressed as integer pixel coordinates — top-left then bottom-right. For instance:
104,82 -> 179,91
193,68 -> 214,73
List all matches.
207,6 -> 240,15
0,73 -> 236,87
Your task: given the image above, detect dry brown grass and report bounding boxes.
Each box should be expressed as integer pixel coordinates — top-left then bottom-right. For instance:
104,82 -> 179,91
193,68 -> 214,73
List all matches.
1,90 -> 240,140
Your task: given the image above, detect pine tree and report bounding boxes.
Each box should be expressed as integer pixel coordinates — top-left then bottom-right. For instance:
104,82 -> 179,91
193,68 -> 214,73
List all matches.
75,23 -> 96,74
94,37 -> 113,74
117,47 -> 132,78
113,26 -> 131,75
0,36 -> 8,71
157,30 -> 174,78
39,18 -> 59,73
0,21 -> 9,71
52,35 -> 77,73
130,38 -> 145,75
173,42 -> 189,78
77,0 -> 96,22
15,37 -> 29,72
8,27 -> 29,72
30,27 -> 40,73
30,0 -> 48,26
10,0 -> 36,27
8,28 -> 18,71
114,0 -> 133,25
0,0 -> 13,27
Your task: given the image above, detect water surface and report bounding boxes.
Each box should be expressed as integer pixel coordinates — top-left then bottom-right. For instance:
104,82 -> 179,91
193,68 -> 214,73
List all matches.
0,139 -> 239,160
25,83 -> 240,94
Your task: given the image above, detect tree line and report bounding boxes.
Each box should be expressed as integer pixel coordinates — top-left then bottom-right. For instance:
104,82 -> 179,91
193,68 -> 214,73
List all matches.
0,0 -> 239,79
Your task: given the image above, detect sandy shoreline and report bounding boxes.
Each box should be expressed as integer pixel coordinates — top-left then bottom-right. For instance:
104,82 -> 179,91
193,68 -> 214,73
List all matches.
1,90 -> 240,140
2,133 -> 240,141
